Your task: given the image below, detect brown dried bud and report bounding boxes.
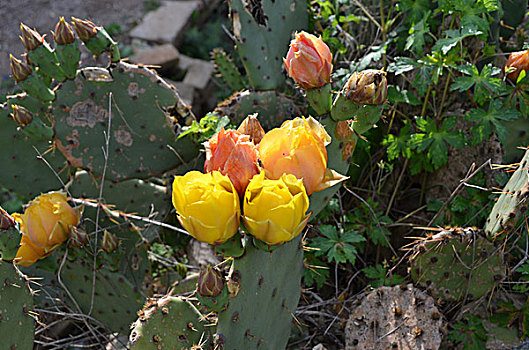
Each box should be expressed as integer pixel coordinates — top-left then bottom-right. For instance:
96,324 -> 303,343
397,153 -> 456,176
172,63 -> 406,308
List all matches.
53,17 -> 76,45
19,23 -> 44,51
101,230 -> 118,253
343,69 -> 387,105
71,17 -> 97,42
504,50 -> 529,83
10,54 -> 32,82
0,206 -> 16,230
237,113 -> 265,144
198,265 -> 225,297
11,104 -> 34,126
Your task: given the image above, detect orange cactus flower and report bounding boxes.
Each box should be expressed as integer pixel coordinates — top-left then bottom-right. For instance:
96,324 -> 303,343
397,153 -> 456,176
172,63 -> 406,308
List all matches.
504,50 -> 529,83
284,31 -> 333,89
204,128 -> 260,197
259,117 -> 347,195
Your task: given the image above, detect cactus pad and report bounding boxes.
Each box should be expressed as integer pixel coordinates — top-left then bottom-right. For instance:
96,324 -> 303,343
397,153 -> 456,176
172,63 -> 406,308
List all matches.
410,228 -> 505,302
229,0 -> 308,90
215,89 -> 303,129
215,235 -> 304,349
0,261 -> 35,349
485,147 -> 529,239
53,62 -> 199,182
129,296 -> 208,349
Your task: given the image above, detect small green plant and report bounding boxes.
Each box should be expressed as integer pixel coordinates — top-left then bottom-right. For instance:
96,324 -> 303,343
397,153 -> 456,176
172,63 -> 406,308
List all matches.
362,263 -> 404,288
449,314 -> 488,350
310,224 -> 365,265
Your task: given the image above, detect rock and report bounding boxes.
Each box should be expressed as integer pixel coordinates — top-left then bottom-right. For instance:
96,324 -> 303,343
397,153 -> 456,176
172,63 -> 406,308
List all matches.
179,55 -> 215,90
129,1 -> 201,44
345,284 -> 444,350
129,44 -> 179,67
167,80 -> 194,106
186,239 -> 220,267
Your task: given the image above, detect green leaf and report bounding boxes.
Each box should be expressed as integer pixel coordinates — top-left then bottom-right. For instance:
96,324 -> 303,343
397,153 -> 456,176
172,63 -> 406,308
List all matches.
410,116 -> 465,169
405,12 -> 431,55
432,25 -> 483,55
311,225 -> 365,264
387,57 -> 418,75
452,63 -> 503,105
387,86 -> 421,106
466,100 -> 519,144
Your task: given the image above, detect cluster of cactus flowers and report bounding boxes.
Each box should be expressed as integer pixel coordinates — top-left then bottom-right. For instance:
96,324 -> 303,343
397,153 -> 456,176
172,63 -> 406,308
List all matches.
172,114 -> 346,247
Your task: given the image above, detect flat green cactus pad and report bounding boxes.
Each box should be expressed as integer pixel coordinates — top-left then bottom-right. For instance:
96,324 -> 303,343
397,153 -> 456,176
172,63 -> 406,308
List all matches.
129,296 -> 208,349
216,235 -> 304,349
0,109 -> 71,198
0,261 -> 35,349
410,230 -> 505,302
53,62 -> 199,182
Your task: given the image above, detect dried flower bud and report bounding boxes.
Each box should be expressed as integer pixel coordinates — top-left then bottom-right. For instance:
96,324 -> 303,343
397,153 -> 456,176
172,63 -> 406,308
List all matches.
504,50 -> 529,83
198,265 -> 225,297
71,17 -> 97,42
344,70 -> 387,105
101,230 -> 118,253
0,206 -> 16,230
19,23 -> 44,51
11,104 -> 34,126
10,54 -> 32,82
237,113 -> 265,144
70,226 -> 89,248
53,17 -> 76,45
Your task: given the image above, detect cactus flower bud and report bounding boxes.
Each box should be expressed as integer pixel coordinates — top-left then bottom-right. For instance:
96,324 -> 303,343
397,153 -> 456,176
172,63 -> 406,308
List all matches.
343,70 -> 388,105
102,230 -> 119,253
0,206 -> 16,230
237,114 -> 265,145
172,171 -> 240,245
53,17 -> 76,45
70,226 -> 89,248
19,23 -> 44,51
243,172 -> 311,245
204,128 -> 260,197
11,104 -> 34,126
504,50 -> 529,83
284,31 -> 333,89
10,54 -> 32,82
71,17 -> 98,42
198,265 -> 225,297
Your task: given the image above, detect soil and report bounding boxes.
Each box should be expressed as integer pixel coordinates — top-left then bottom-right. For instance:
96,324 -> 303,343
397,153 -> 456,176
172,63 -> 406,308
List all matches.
0,0 -> 145,81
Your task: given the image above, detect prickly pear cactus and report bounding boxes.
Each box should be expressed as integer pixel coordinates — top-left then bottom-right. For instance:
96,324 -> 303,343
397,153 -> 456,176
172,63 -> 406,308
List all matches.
1,18 -> 200,199
410,228 -> 505,302
0,261 -> 35,349
129,296 -> 208,349
215,89 -> 304,129
215,235 -> 304,349
485,147 -> 529,239
229,0 -> 308,90
212,48 -> 247,92
53,62 -> 198,182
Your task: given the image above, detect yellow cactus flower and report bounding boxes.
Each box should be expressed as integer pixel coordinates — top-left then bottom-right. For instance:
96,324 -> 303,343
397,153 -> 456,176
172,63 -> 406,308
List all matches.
172,171 -> 240,245
259,116 -> 347,195
243,172 -> 310,245
15,236 -> 47,267
13,192 -> 80,266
